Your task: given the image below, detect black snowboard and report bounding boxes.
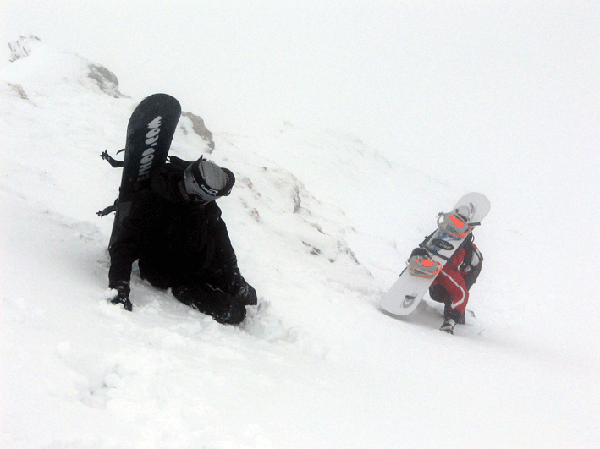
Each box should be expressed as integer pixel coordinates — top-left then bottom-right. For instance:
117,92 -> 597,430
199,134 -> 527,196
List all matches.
108,94 -> 181,248
118,93 -> 181,198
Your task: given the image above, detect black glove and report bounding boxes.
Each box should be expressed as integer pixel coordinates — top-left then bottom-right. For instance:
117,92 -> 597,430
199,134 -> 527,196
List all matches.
109,281 -> 133,311
233,276 -> 257,306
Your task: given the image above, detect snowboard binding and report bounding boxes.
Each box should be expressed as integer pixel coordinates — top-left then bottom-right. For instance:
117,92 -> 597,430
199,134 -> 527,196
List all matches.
437,210 -> 472,239
407,254 -> 442,278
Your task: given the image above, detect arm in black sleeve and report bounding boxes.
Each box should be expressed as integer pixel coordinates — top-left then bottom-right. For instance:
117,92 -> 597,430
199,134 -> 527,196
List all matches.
108,194 -> 156,288
203,203 -> 239,291
209,204 -> 257,305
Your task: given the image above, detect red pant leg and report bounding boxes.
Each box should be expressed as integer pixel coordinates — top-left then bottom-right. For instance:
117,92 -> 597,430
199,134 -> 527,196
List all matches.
435,265 -> 469,314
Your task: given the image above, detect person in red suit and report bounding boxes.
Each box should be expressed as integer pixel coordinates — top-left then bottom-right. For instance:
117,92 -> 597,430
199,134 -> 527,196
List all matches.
429,233 -> 482,334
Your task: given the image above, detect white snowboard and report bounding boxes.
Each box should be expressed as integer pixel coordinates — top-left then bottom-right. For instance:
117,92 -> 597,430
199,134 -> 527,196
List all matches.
380,192 -> 490,316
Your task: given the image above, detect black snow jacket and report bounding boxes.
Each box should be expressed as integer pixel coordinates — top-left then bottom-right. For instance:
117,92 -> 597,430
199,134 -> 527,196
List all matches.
108,163 -> 239,293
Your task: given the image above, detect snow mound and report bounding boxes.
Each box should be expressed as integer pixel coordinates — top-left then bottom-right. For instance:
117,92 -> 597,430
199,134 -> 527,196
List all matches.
5,35 -> 126,99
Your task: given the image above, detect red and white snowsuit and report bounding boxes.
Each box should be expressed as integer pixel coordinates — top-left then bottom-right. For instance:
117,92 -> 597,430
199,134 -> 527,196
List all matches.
429,239 -> 481,323
431,247 -> 469,314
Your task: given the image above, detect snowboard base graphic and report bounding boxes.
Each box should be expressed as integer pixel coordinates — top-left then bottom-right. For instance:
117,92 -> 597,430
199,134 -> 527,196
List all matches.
119,93 -> 181,198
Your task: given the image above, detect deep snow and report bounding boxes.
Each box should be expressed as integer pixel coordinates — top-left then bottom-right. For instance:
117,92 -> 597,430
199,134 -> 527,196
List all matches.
1,39 -> 599,449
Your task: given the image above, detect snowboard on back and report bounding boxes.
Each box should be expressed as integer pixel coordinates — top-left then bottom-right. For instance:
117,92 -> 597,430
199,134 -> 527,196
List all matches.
119,93 -> 181,198
380,192 -> 490,317
107,94 -> 181,247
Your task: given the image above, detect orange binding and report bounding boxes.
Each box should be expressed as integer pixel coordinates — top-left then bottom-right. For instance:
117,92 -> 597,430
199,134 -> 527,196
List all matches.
407,255 -> 443,278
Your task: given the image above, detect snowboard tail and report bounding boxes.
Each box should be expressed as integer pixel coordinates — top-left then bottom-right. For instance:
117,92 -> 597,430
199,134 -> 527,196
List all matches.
118,93 -> 182,198
380,270 -> 429,316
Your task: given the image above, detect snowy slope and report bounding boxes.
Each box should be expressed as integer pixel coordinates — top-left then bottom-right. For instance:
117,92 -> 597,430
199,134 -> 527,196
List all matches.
1,39 -> 599,449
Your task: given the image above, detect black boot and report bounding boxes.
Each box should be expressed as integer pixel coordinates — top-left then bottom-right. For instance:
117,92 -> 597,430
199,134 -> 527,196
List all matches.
173,283 -> 246,325
440,318 -> 456,334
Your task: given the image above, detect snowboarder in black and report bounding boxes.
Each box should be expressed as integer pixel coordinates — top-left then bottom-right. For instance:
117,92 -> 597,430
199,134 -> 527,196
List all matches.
108,156 -> 256,324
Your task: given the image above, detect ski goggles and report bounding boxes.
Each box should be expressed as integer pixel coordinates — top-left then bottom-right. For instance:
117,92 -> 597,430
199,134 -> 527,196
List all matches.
183,158 -> 235,203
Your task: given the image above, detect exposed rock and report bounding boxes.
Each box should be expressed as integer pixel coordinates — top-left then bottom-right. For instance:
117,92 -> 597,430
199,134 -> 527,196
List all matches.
181,111 -> 214,150
8,83 -> 28,100
8,35 -> 41,62
87,63 -> 125,98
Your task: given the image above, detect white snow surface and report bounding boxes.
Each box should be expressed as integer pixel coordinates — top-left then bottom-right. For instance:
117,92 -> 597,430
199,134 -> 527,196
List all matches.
1,40 -> 599,449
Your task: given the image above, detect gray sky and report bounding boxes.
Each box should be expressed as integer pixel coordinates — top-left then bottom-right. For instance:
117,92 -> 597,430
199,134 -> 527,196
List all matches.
2,1 -> 599,223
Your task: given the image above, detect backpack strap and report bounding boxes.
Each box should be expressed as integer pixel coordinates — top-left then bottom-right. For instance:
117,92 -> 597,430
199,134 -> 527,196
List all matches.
167,155 -> 192,169
462,234 -> 474,266
461,234 -> 483,269
97,199 -> 118,216
101,150 -> 125,167
98,151 -> 185,216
